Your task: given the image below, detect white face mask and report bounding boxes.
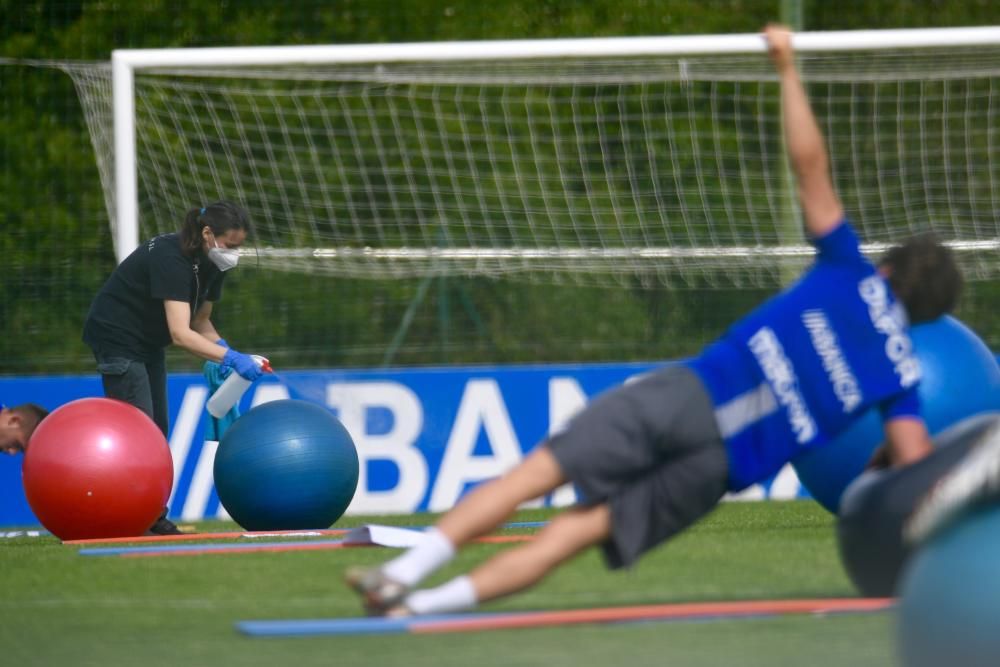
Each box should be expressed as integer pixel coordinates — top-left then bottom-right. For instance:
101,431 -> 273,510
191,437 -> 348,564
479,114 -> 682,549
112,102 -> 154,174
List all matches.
208,240 -> 240,272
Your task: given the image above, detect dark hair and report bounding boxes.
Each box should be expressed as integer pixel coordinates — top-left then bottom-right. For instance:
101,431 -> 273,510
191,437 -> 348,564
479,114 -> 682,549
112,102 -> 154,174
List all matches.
179,200 -> 252,257
880,233 -> 963,324
10,403 -> 49,438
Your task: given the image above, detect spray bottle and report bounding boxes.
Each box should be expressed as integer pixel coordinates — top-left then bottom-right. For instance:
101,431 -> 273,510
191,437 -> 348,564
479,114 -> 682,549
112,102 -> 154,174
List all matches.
206,355 -> 272,418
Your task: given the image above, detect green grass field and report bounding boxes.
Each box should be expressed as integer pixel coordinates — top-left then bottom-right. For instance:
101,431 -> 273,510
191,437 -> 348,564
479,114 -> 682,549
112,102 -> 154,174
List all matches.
2,501 -> 898,667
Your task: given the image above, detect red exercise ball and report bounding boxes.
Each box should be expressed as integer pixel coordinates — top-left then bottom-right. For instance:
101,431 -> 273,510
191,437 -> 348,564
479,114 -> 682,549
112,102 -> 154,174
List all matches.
22,397 -> 174,540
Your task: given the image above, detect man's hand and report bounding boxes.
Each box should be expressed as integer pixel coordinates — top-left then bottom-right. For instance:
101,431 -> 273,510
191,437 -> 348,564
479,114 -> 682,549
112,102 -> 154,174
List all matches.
764,24 -> 795,72
865,444 -> 892,471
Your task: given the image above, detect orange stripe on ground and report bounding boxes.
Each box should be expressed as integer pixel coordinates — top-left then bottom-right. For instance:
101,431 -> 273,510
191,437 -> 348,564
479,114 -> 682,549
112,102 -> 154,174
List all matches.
64,528 -> 349,545
411,598 -> 895,634
67,528 -> 537,546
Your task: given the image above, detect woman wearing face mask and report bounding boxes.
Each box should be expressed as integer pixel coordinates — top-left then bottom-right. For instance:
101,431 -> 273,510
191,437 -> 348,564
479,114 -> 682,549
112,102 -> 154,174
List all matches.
82,200 -> 267,534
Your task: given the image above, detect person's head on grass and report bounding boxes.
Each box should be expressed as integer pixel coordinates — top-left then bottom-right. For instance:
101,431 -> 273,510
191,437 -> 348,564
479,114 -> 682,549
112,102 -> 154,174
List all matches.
880,233 -> 963,324
0,403 -> 49,455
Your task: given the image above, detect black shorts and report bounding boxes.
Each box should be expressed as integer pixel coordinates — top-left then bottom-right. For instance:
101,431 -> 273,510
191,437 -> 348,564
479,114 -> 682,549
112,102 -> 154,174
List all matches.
547,365 -> 728,569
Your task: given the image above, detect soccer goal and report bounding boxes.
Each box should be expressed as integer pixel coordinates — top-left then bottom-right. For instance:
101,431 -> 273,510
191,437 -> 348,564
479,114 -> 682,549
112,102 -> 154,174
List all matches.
66,27 -> 1000,287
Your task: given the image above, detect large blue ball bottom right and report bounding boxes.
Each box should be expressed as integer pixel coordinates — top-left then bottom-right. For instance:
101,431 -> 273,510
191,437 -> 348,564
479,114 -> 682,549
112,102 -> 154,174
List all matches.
897,503 -> 1000,667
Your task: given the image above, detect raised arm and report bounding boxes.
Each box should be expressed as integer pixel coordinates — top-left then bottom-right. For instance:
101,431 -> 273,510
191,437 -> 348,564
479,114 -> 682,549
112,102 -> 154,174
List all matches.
764,24 -> 844,238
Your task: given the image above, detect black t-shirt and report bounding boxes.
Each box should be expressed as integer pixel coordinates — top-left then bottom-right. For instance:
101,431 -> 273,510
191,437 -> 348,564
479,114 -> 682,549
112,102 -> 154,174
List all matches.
83,233 -> 225,361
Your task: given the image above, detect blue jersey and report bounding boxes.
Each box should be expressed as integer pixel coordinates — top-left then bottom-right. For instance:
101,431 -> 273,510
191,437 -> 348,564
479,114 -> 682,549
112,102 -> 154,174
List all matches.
686,220 -> 921,491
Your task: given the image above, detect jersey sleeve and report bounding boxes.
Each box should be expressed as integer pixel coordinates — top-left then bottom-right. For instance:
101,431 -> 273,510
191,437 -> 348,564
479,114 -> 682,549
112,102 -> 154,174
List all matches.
148,240 -> 193,302
811,218 -> 866,266
879,385 -> 921,422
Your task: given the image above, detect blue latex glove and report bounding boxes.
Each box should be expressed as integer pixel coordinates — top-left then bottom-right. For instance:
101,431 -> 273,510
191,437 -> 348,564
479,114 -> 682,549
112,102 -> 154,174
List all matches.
222,349 -> 264,382
215,339 -> 232,378
203,361 -> 240,440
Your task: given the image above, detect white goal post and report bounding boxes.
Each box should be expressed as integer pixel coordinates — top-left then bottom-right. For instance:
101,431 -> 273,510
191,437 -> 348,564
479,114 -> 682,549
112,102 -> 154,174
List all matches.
95,26 -> 1000,285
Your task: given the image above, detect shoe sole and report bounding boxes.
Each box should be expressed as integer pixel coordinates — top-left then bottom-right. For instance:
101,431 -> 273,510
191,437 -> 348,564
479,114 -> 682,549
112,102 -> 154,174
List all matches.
344,567 -> 409,616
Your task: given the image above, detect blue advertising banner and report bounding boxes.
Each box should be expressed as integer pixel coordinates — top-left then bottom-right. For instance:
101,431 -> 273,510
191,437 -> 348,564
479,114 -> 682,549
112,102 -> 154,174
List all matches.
0,362 -> 804,528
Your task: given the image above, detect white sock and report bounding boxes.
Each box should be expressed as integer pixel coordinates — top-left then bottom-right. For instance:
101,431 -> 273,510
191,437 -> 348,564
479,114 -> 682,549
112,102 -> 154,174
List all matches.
404,575 -> 478,615
381,527 -> 456,587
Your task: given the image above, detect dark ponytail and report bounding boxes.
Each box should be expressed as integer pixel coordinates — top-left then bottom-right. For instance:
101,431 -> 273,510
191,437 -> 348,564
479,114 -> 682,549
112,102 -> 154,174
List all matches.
178,201 -> 252,257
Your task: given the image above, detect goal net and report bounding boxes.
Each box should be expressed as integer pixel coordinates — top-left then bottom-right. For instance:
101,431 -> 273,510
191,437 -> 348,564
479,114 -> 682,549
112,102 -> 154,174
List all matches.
66,29 -> 1000,287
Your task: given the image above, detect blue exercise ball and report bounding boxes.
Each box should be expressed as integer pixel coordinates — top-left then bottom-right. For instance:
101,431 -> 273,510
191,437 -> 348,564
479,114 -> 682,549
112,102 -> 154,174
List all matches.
897,504 -> 1000,667
214,399 -> 359,530
793,315 -> 1000,512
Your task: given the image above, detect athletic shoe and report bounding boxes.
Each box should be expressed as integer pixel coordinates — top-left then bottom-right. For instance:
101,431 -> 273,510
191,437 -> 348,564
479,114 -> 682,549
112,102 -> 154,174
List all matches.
905,420 -> 1000,545
344,566 -> 410,616
145,509 -> 184,536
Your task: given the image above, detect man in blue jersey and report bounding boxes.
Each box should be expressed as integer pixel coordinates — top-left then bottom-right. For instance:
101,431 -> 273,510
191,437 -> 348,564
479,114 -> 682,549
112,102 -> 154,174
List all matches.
345,25 -> 963,617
